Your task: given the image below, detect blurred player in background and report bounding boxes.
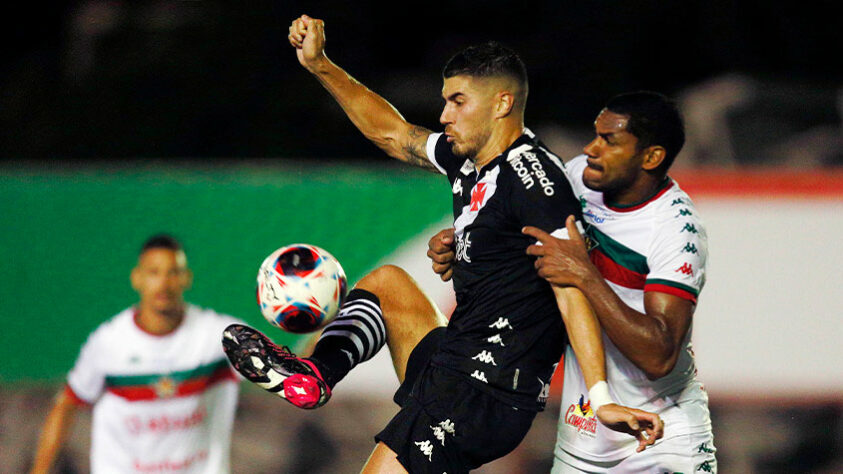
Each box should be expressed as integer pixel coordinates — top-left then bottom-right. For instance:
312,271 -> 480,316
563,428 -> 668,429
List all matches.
429,91 -> 717,473
31,234 -> 242,474
221,14 -> 662,474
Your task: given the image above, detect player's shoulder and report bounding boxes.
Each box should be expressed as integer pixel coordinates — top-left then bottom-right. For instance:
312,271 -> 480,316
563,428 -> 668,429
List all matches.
564,154 -> 588,175
652,181 -> 706,230
94,307 -> 135,333
426,132 -> 461,175
82,307 -> 135,347
501,132 -> 570,198
647,181 -> 709,258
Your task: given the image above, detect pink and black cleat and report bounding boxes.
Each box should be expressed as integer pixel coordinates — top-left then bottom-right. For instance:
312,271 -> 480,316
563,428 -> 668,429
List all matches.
222,324 -> 331,409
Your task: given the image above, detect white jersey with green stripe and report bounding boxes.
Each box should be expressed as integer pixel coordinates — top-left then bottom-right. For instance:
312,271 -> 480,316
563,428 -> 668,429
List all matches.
556,155 -> 712,462
66,304 -> 241,473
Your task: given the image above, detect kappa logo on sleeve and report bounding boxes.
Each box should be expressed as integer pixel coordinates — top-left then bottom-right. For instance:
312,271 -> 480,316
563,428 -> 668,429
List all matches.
675,263 -> 694,275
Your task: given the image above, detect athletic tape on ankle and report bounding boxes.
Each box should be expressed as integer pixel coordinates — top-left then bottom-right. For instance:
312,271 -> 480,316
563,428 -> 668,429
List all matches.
588,381 -> 614,411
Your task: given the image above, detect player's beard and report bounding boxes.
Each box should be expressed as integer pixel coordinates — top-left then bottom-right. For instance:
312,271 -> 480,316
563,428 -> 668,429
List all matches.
450,126 -> 492,162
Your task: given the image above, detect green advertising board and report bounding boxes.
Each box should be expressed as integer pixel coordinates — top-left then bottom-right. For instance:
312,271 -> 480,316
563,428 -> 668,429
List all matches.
0,162 -> 451,383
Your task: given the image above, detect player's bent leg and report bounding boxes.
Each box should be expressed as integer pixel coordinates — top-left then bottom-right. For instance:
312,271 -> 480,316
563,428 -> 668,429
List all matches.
308,264 -> 445,389
221,324 -> 330,409
361,442 -> 408,474
353,264 -> 448,383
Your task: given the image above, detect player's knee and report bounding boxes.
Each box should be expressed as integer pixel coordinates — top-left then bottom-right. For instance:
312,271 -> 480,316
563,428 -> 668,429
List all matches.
354,264 -> 432,318
355,264 -> 412,295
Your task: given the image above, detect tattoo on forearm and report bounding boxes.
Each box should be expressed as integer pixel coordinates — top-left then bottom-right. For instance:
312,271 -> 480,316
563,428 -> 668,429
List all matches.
401,126 -> 438,172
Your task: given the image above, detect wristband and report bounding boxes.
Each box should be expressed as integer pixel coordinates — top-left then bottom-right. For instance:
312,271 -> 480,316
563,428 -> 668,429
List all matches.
588,381 -> 614,411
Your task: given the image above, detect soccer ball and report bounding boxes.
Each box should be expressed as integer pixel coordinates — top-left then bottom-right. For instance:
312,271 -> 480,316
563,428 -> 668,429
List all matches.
256,244 -> 348,333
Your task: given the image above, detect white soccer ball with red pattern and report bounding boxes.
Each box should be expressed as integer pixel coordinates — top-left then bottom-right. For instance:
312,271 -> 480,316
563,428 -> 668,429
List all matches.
256,244 -> 347,333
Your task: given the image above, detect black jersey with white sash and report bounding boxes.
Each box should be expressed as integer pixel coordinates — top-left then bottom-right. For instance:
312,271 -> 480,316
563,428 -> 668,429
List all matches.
424,129 -> 583,411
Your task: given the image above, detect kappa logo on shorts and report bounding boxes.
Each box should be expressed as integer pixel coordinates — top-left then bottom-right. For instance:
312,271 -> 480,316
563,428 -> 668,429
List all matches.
697,442 -> 715,454
536,377 -> 550,404
488,317 -> 513,330
486,334 -> 505,346
414,440 -> 434,461
472,350 -> 498,366
430,419 -> 456,446
470,370 -> 489,383
697,460 -> 714,472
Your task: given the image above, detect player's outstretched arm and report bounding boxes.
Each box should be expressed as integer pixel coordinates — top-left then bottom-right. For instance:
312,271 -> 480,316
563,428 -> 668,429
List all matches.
30,389 -> 79,474
553,286 -> 664,452
288,15 -> 438,172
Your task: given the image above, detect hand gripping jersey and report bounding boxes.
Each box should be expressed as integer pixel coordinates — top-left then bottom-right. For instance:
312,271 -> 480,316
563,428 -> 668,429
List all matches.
66,305 -> 241,473
425,129 -> 582,411
556,155 -> 712,461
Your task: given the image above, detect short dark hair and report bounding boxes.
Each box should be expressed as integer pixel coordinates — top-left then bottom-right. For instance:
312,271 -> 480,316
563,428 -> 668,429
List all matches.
140,234 -> 183,255
605,91 -> 685,172
442,41 -> 528,93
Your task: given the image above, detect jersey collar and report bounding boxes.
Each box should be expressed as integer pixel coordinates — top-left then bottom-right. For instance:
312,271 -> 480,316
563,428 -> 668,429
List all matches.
475,128 -> 536,175
604,177 -> 674,212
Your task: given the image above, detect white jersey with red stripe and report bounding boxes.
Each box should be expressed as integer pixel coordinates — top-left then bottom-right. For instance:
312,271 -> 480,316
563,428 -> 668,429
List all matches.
556,155 -> 712,462
66,305 -> 241,473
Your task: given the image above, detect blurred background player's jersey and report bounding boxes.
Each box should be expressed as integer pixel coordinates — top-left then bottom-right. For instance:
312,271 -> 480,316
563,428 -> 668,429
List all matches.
67,305 -> 240,473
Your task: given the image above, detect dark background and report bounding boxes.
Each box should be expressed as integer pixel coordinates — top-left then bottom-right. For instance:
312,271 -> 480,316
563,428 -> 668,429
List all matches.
2,0 -> 841,161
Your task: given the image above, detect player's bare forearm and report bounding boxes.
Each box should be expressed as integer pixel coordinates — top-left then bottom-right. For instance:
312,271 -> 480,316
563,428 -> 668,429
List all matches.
553,286 -> 606,390
526,219 -> 687,379
400,125 -> 439,172
31,390 -> 78,474
290,15 -> 438,172
574,273 -> 688,379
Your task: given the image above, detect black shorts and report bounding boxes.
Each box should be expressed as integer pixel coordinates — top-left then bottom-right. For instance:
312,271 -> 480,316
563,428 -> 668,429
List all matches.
375,328 -> 536,473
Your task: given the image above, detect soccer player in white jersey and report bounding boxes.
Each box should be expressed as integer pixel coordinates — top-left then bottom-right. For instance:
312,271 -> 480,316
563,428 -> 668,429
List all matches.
31,235 -> 242,474
526,92 -> 715,473
431,92 -> 716,472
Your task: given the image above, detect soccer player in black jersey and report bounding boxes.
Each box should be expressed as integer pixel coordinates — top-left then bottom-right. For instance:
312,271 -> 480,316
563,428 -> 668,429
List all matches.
221,14 -> 663,473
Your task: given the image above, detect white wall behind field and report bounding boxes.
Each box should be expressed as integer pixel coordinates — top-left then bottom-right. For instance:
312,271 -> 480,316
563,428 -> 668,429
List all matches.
333,200 -> 843,402
692,197 -> 843,399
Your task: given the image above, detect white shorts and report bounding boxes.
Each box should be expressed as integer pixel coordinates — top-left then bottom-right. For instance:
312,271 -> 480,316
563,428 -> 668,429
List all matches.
552,431 -> 717,474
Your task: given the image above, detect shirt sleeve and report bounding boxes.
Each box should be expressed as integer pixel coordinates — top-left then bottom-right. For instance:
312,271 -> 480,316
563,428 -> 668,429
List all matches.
644,202 -> 708,303
562,154 -> 589,197
425,132 -> 472,177
425,133 -> 448,175
66,330 -> 106,404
